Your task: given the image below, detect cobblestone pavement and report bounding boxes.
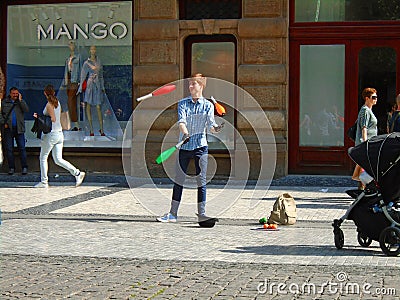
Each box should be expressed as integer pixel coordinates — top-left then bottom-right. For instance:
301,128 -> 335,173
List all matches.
1,254 -> 399,300
1,176 -> 399,299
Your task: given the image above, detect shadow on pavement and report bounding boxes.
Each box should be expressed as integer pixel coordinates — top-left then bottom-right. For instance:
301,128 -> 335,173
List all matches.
220,244 -> 384,257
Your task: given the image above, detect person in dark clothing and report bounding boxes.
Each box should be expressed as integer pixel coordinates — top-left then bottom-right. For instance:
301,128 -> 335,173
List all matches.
0,67 -> 4,167
388,94 -> 400,133
0,87 -> 29,175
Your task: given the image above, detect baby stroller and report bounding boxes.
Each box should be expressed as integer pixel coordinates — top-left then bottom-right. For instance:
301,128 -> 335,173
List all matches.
332,133 -> 400,256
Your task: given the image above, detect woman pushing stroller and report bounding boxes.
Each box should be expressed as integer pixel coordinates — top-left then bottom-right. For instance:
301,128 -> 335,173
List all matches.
333,132 -> 400,256
352,88 -> 378,186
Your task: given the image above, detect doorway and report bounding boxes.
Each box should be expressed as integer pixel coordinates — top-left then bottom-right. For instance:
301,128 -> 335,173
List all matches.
289,39 -> 400,174
350,40 -> 399,135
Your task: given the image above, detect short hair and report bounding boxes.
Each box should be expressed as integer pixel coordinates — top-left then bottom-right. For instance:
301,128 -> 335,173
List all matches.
9,86 -> 18,93
190,73 -> 207,88
361,87 -> 377,100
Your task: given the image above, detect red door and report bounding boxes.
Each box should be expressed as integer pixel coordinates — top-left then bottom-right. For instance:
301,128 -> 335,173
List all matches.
289,39 -> 400,174
349,40 -> 400,136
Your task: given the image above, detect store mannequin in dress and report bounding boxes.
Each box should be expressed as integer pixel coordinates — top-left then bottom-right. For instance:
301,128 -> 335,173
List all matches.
78,45 -> 105,136
63,41 -> 81,131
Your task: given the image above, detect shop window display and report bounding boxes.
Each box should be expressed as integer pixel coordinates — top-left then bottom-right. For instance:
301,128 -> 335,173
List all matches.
7,2 -> 132,148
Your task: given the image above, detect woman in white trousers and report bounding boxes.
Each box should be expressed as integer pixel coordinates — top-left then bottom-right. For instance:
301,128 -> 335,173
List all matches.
34,84 -> 85,188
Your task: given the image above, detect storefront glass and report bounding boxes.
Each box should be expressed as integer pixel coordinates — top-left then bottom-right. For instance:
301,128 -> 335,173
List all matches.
299,45 -> 345,147
295,0 -> 400,22
7,1 -> 132,148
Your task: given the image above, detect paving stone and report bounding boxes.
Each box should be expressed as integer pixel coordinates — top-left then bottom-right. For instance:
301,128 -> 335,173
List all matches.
1,176 -> 399,299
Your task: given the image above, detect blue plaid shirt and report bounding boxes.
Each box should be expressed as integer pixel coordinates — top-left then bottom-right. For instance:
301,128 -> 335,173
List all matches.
178,96 -> 217,150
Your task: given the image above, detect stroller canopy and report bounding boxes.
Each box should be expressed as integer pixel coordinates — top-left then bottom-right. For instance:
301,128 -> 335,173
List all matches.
348,133 -> 400,201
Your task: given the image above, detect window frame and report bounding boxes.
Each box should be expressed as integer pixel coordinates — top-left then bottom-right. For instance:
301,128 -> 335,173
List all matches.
290,0 -> 400,27
184,34 -> 237,154
1,0 -> 133,150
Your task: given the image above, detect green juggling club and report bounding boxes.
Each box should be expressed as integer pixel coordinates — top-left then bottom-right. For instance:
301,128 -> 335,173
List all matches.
156,139 -> 186,164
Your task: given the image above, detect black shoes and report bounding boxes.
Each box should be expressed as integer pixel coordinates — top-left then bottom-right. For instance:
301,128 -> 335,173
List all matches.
7,168 -> 27,175
196,213 -> 219,228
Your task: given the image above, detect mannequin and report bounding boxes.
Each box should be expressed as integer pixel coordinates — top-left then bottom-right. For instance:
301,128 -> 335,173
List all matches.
78,45 -> 105,136
63,41 -> 81,130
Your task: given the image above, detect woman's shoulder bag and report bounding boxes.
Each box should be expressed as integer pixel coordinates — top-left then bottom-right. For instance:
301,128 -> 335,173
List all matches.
31,115 -> 52,137
347,121 -> 357,142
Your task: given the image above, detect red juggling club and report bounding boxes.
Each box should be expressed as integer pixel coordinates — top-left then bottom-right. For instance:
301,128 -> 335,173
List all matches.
136,84 -> 176,102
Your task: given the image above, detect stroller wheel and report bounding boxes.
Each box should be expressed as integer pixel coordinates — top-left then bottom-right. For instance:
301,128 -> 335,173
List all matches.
379,227 -> 400,257
357,232 -> 372,247
334,228 -> 344,249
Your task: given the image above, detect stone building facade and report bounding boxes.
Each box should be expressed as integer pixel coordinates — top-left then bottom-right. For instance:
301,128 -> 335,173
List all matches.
0,0 -> 289,179
132,0 -> 289,179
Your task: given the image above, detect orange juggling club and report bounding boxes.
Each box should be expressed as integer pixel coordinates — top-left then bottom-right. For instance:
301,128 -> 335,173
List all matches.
208,96 -> 226,116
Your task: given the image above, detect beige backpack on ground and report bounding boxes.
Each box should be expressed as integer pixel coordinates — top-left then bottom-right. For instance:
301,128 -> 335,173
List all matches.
268,193 -> 297,225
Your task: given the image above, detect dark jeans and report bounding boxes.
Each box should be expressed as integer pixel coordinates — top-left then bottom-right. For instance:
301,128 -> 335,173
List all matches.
3,126 -> 28,169
172,146 -> 208,203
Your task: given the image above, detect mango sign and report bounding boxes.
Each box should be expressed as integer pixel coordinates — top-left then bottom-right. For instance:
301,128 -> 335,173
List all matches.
37,22 -> 128,40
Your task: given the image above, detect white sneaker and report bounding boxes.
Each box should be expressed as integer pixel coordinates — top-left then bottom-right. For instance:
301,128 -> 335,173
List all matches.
156,213 -> 177,223
75,172 -> 85,187
34,182 -> 48,188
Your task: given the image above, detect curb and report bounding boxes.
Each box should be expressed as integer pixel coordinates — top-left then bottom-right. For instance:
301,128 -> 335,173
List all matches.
0,173 -> 357,187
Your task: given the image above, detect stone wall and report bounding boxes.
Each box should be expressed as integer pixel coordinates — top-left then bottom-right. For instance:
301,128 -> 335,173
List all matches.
132,0 -> 288,179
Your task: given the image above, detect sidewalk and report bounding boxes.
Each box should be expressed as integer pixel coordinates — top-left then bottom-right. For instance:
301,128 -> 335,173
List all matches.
2,173 -> 397,265
1,173 -> 357,222
1,174 -> 399,299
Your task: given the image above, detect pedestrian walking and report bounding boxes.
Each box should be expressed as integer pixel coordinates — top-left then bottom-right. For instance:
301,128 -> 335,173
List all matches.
33,84 -> 85,188
352,87 -> 378,183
